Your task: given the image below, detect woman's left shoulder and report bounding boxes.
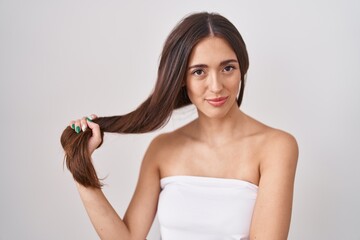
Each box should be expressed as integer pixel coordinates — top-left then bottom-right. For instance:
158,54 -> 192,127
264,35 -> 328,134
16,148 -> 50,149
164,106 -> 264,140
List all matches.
246,114 -> 298,155
244,111 -> 298,167
260,126 -> 299,168
265,127 -> 298,149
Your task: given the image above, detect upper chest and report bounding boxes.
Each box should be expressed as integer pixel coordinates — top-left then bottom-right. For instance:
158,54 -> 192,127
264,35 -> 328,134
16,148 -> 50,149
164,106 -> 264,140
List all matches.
158,134 -> 265,184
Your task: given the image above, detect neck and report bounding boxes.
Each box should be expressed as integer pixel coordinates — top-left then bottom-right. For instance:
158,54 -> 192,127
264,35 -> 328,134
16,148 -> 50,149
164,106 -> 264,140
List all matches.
194,103 -> 247,146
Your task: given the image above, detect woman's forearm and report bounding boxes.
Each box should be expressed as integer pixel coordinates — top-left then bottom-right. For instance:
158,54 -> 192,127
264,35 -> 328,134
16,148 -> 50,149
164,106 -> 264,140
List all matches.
76,182 -> 132,240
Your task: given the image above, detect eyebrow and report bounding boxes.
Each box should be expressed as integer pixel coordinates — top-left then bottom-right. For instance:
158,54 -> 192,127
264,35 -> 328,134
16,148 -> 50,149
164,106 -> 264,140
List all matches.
188,59 -> 238,70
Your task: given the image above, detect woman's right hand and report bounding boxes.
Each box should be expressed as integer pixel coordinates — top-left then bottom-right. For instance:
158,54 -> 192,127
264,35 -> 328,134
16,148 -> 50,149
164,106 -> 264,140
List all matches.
69,114 -> 102,155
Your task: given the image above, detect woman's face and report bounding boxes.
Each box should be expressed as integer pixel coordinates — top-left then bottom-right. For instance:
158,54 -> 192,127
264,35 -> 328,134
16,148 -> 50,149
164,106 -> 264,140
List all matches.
185,37 -> 241,119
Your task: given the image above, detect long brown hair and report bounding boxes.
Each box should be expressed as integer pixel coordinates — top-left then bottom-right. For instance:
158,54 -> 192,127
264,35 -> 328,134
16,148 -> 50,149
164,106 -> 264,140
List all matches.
61,12 -> 249,188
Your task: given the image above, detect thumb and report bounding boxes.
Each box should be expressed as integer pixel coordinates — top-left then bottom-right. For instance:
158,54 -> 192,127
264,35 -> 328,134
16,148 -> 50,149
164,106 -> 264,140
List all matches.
86,119 -> 102,141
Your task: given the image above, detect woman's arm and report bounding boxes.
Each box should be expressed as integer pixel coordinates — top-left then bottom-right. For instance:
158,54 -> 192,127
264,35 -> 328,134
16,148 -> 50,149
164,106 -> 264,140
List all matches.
76,183 -> 132,240
76,148 -> 160,240
249,131 -> 299,240
71,117 -> 161,240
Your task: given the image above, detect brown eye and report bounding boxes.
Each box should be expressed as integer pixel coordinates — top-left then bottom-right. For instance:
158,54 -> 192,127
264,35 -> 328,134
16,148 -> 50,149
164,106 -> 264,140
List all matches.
223,65 -> 235,72
192,69 -> 205,76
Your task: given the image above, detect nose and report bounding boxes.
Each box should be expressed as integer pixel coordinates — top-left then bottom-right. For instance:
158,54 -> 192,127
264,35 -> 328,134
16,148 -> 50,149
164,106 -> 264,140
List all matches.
208,72 -> 223,93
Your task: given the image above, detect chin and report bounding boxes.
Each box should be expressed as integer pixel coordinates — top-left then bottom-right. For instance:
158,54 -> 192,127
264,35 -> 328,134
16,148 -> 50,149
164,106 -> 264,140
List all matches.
198,100 -> 238,119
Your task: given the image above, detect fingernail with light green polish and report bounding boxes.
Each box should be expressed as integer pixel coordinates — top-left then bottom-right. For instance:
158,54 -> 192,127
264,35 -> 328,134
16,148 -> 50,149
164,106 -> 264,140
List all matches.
75,126 -> 81,134
86,117 -> 93,122
71,124 -> 75,129
82,124 -> 87,132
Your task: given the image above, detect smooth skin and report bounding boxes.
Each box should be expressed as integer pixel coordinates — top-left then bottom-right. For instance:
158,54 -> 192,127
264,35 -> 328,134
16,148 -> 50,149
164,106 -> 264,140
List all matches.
69,37 -> 298,240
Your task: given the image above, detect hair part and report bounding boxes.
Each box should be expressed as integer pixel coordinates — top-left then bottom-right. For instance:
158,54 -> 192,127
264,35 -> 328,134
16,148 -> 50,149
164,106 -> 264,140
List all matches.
61,12 -> 249,188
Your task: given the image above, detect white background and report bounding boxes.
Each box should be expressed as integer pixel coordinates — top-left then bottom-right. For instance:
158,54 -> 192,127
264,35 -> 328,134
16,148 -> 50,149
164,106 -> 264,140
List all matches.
1,0 -> 359,239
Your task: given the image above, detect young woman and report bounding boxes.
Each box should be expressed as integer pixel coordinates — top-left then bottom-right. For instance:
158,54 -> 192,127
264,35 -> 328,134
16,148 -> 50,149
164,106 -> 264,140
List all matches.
61,12 -> 298,240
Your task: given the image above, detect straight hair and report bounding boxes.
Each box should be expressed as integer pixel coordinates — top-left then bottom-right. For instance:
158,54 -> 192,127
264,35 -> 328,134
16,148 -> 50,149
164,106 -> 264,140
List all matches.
60,12 -> 249,188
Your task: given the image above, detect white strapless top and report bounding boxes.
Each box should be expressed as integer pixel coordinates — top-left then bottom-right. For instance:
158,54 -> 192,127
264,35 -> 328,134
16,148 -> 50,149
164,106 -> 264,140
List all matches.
157,175 -> 258,240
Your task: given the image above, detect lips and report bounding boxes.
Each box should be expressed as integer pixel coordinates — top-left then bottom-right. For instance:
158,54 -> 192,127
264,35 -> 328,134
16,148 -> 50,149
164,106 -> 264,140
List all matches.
206,96 -> 229,107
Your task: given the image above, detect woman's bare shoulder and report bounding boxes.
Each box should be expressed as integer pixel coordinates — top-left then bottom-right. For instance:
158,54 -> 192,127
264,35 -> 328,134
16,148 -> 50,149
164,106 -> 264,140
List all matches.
150,130 -> 183,148
246,114 -> 297,142
263,127 -> 298,157
143,128 -> 190,177
146,127 -> 189,157
245,114 -> 298,164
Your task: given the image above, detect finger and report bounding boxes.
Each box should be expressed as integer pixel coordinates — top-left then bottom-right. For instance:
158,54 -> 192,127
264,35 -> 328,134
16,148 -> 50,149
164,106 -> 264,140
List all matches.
80,117 -> 88,132
69,120 -> 75,129
86,119 -> 101,139
87,114 -> 98,121
74,120 -> 81,134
